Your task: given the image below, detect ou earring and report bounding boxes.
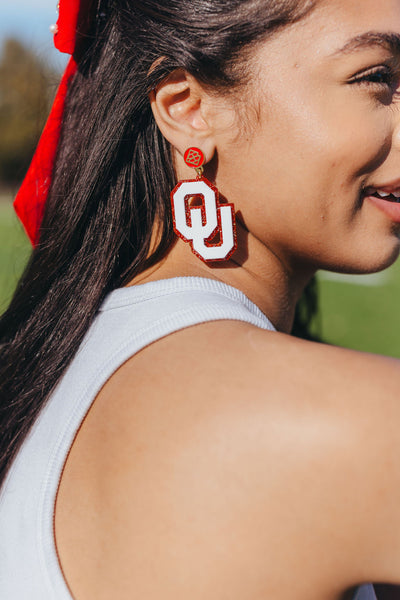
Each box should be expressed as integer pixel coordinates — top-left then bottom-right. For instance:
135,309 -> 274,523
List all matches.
170,147 -> 237,263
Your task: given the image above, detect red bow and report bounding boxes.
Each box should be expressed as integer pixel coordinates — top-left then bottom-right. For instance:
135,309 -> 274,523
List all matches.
54,0 -> 82,54
13,0 -> 90,246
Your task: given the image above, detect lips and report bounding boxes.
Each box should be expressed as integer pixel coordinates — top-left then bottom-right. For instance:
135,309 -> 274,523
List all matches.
363,186 -> 400,223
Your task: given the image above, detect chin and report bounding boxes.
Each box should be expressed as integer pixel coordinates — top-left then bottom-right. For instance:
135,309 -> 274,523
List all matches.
329,242 -> 400,275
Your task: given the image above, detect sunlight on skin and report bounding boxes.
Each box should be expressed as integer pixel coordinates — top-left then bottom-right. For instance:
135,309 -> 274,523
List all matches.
136,0 -> 400,335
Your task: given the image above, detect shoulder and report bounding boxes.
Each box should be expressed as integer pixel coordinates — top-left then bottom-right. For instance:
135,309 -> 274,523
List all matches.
112,316 -> 400,418
79,320 -> 400,595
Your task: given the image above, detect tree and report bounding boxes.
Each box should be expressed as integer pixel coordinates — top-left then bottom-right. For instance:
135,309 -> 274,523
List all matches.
0,38 -> 59,186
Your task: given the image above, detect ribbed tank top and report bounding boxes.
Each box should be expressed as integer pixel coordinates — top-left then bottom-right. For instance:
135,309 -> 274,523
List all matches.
0,277 -> 376,600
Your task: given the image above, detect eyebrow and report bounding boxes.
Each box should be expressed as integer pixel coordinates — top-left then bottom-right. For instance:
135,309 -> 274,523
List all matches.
332,31 -> 400,57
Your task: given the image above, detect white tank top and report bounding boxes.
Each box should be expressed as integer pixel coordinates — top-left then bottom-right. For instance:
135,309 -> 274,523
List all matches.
0,277 -> 376,600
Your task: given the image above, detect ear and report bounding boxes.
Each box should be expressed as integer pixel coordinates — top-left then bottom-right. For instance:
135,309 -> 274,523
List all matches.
149,69 -> 216,164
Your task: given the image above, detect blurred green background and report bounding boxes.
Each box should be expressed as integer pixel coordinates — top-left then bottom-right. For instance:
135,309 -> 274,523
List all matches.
314,263 -> 400,358
0,194 -> 31,315
0,36 -> 58,313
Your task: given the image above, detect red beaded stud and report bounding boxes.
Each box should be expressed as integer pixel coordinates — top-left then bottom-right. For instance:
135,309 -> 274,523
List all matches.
184,147 -> 205,169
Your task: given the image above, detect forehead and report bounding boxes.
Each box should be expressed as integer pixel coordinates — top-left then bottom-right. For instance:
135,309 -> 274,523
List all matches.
261,0 -> 400,63
313,0 -> 400,37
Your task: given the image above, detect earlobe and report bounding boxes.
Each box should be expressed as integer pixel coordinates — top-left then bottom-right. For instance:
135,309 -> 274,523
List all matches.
149,69 -> 215,161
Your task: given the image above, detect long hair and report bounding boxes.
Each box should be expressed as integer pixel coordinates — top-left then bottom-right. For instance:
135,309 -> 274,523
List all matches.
0,0 -> 317,488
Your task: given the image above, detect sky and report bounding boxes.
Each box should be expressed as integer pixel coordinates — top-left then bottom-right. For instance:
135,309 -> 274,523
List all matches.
0,0 -> 68,69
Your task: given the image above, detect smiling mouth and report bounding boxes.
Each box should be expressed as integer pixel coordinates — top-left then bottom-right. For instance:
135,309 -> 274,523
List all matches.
364,187 -> 400,203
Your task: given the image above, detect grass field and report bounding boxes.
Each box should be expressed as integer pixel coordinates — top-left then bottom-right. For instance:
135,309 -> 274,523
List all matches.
0,196 -> 31,315
315,264 -> 400,358
1,195 -> 399,358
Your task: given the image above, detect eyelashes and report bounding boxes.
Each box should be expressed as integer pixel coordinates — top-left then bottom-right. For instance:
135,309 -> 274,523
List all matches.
350,65 -> 400,92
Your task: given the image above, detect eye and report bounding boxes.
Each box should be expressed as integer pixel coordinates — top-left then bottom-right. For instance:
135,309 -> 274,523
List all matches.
350,65 -> 398,89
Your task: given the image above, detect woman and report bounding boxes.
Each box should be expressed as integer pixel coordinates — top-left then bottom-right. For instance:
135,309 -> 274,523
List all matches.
1,0 -> 400,598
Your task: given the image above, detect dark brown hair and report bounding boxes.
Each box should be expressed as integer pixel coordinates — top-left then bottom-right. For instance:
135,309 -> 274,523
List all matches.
0,0 -> 317,488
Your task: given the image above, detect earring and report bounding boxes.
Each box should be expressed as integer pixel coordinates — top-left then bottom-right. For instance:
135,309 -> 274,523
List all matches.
170,147 -> 237,263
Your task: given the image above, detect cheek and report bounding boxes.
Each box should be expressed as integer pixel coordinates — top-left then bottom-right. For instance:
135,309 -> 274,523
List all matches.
220,90 -> 394,265
245,92 -> 391,216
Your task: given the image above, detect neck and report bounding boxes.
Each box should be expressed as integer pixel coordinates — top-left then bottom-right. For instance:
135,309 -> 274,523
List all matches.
128,224 -> 315,334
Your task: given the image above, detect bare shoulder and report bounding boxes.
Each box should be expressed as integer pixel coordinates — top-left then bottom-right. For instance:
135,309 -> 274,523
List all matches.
108,320 -> 400,574
114,317 -> 400,429
56,320 -> 400,599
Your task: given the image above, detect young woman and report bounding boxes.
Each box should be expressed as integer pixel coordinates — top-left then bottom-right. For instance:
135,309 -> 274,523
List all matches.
1,0 -> 400,598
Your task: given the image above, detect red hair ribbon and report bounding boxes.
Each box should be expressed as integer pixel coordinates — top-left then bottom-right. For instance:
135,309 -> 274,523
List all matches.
13,0 -> 92,246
